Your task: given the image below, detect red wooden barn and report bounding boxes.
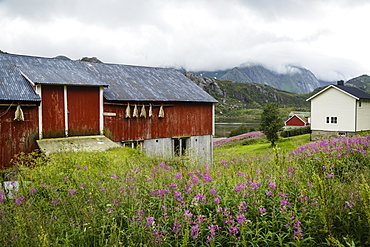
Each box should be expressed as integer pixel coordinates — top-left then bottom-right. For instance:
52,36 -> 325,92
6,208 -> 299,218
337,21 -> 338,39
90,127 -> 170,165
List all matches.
0,53 -> 217,169
285,113 -> 310,127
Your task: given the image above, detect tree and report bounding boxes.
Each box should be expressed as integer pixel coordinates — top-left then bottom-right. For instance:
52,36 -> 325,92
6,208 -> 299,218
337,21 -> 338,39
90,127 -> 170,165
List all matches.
260,103 -> 284,147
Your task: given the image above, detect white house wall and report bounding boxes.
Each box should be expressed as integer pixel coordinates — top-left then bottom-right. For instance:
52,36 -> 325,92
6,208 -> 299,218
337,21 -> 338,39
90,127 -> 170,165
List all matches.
356,100 -> 370,131
311,88 -> 356,132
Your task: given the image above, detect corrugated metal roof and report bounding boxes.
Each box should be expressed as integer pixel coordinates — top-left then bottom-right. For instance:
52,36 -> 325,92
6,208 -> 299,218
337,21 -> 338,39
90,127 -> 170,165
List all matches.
0,57 -> 41,101
3,53 -> 108,87
0,53 -> 217,103
91,63 -> 217,102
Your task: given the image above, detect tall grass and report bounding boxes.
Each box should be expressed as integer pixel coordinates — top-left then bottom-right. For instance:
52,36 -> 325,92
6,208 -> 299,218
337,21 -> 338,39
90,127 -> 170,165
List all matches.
0,135 -> 370,246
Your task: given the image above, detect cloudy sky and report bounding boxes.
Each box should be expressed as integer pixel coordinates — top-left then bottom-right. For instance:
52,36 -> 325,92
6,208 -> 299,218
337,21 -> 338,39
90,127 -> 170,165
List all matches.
1,0 -> 369,81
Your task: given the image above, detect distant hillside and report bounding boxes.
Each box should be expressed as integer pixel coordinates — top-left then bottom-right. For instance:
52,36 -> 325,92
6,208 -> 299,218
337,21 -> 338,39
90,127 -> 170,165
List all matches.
191,64 -> 332,94
184,72 -> 310,117
345,74 -> 370,93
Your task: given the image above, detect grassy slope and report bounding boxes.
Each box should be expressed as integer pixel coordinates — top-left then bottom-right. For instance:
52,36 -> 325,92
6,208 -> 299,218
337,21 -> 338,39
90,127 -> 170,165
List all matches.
214,134 -> 311,159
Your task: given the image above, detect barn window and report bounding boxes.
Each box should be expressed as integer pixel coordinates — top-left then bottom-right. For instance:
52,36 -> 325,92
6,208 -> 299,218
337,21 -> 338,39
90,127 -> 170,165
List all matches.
173,137 -> 189,156
121,140 -> 143,150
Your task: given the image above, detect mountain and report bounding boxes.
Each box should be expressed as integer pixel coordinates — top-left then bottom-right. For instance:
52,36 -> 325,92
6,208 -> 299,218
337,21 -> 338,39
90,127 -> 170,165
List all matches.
184,72 -> 310,117
345,74 -> 370,93
191,64 -> 332,94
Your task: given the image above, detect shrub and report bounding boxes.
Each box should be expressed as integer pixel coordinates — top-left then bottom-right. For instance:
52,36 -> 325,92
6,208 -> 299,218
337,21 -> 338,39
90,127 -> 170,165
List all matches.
281,126 -> 311,137
228,124 -> 251,138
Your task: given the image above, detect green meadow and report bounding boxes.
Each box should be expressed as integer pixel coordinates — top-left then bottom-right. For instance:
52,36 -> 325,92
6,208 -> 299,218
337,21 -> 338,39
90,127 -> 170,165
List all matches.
1,133 -> 370,246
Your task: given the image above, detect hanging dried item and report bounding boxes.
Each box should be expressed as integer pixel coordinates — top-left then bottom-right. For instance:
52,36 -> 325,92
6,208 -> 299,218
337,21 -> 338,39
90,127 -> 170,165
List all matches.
14,103 -> 24,121
133,104 -> 139,118
140,104 -> 146,118
125,103 -> 131,118
149,104 -> 153,118
158,104 -> 164,118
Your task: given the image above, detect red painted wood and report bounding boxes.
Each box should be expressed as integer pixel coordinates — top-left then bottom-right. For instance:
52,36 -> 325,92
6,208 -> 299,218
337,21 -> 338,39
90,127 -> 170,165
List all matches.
42,85 -> 65,138
67,86 -> 100,136
104,102 -> 213,141
0,105 -> 39,169
286,116 -> 306,126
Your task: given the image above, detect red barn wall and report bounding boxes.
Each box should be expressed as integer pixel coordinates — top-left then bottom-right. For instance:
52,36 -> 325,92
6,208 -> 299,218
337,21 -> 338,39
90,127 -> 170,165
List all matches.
0,104 -> 39,170
286,116 -> 305,126
104,102 -> 213,142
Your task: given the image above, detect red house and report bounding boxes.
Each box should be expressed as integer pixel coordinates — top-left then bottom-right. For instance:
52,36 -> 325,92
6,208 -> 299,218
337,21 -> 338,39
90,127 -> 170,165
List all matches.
285,112 -> 310,127
0,53 -> 217,169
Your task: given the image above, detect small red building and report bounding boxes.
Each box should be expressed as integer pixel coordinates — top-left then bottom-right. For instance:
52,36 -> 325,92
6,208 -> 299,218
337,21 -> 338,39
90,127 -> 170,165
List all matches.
285,112 -> 310,127
0,53 -> 217,169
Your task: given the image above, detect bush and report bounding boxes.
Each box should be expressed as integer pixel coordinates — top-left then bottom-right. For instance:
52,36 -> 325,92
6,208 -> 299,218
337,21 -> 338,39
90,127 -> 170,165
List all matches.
281,126 -> 311,137
228,124 -> 250,137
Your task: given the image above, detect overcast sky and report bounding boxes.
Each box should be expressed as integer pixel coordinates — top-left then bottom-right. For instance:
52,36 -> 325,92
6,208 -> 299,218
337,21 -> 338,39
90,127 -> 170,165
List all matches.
1,0 -> 369,81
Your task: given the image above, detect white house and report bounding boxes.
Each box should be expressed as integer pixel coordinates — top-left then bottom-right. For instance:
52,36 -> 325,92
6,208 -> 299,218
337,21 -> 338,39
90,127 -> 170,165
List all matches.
307,80 -> 370,141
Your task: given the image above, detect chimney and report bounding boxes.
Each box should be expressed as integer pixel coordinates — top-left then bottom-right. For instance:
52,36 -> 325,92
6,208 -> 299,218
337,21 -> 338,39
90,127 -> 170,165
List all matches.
337,80 -> 344,86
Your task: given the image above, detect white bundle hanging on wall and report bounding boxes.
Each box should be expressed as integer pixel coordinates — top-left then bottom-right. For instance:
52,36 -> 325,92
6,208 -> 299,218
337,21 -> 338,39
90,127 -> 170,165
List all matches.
158,104 -> 164,118
125,103 -> 131,118
133,104 -> 139,118
140,104 -> 146,118
149,104 -> 153,118
14,103 -> 24,121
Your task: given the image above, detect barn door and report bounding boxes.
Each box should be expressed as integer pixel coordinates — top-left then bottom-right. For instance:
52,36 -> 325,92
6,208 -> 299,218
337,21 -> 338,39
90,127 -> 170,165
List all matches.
67,86 -> 100,136
41,85 -> 65,138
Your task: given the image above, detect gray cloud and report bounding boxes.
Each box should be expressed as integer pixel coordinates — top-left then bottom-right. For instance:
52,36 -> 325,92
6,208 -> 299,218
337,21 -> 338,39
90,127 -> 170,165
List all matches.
1,0 -> 370,82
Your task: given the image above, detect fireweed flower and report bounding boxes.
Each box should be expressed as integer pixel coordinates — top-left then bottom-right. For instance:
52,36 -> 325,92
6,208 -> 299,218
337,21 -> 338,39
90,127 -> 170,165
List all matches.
68,190 -> 77,195
172,221 -> 182,235
326,173 -> 334,178
237,171 -> 244,176
184,210 -> 193,221
221,159 -> 228,168
259,208 -> 267,215
30,188 -> 37,194
229,226 -> 239,237
191,224 -> 200,239
146,217 -> 155,226
210,187 -> 218,196
175,172 -> 182,179
236,214 -> 247,224
14,196 -> 25,206
207,224 -> 221,242
238,201 -> 248,212
344,201 -> 355,209
268,182 -> 277,190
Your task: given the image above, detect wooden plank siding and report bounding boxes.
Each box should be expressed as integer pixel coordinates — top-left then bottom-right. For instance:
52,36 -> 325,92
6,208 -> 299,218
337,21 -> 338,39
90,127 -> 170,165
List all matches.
0,105 -> 39,169
67,86 -> 100,136
286,116 -> 306,126
41,85 -> 65,138
104,102 -> 213,141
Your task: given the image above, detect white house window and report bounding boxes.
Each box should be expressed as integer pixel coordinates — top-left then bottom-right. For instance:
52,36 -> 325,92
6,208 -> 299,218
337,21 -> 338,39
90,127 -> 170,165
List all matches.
326,116 -> 337,124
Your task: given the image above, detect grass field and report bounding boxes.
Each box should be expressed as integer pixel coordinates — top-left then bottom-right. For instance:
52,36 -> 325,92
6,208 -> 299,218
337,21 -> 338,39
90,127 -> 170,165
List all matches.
1,133 -> 370,246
